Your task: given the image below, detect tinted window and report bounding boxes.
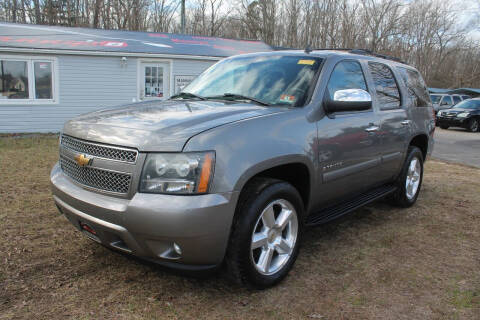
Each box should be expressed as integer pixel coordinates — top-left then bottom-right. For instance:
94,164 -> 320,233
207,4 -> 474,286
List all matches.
441,96 -> 452,105
452,95 -> 462,105
431,95 -> 441,104
0,60 -> 29,99
398,67 -> 430,107
326,60 -> 367,100
462,95 -> 470,100
368,62 -> 401,109
453,99 -> 480,109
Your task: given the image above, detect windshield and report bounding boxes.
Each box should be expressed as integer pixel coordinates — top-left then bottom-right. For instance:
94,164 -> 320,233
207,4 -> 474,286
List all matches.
182,55 -> 323,106
454,99 -> 480,109
430,95 -> 441,104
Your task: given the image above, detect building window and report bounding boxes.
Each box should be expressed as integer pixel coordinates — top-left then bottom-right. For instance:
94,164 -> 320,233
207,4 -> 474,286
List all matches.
0,57 -> 56,103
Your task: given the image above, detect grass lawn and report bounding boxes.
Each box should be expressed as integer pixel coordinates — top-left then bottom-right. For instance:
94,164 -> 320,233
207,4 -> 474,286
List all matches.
1,135 -> 479,319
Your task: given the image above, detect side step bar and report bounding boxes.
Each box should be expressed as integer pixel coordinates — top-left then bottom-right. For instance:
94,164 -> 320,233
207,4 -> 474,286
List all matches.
306,185 -> 397,226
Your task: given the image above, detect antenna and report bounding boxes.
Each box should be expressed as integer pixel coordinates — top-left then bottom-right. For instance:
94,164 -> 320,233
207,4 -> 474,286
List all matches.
305,44 -> 312,54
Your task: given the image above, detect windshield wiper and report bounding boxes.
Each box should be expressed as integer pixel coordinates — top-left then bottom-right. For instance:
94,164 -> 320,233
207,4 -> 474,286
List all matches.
206,93 -> 271,106
170,92 -> 206,100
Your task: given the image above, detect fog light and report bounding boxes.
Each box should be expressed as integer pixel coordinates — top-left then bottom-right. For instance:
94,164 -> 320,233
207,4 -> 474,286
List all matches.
173,242 -> 182,255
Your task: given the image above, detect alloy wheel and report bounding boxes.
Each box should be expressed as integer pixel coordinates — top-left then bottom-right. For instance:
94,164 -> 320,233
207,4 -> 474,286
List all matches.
250,199 -> 298,276
405,157 -> 421,200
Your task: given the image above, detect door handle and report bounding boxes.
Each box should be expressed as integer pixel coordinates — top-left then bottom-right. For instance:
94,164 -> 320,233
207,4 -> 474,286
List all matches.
401,120 -> 411,126
365,126 -> 380,132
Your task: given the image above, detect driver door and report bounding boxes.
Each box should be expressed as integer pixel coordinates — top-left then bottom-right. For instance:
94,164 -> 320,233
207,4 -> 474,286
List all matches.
315,59 -> 384,207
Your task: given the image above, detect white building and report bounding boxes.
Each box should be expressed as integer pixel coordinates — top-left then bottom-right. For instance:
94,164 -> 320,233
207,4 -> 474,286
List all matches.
0,23 -> 271,132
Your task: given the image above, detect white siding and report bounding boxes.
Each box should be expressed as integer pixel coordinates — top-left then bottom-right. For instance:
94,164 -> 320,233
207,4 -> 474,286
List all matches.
0,54 -> 216,133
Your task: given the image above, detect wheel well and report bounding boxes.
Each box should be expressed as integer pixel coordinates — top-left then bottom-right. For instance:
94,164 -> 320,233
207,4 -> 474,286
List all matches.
409,134 -> 428,160
245,163 -> 310,209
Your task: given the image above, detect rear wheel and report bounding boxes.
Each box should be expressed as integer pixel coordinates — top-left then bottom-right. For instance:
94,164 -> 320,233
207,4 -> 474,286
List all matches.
226,178 -> 304,289
389,146 -> 424,208
439,125 -> 449,130
467,118 -> 479,132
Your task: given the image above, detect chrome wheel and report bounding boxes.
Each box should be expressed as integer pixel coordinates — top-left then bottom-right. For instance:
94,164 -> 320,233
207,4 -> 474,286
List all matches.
250,199 -> 298,276
405,157 -> 421,200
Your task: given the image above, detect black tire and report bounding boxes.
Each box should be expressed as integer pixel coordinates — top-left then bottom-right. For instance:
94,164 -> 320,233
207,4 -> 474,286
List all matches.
439,125 -> 449,130
226,178 -> 304,289
467,118 -> 479,132
388,146 -> 424,208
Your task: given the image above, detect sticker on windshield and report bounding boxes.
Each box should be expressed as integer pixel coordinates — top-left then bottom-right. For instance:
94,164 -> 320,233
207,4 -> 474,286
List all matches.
298,59 -> 315,65
280,94 -> 296,103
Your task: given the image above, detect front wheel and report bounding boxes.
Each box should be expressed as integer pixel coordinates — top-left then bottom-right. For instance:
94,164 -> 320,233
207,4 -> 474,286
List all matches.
389,146 -> 424,208
439,125 -> 449,130
467,118 -> 479,132
226,178 -> 304,289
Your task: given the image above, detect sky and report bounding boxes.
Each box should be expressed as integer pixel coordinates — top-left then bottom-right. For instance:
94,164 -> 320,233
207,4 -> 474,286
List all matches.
454,0 -> 480,40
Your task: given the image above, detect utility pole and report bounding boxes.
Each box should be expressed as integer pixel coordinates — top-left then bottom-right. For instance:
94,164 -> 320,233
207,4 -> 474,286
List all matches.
181,0 -> 186,34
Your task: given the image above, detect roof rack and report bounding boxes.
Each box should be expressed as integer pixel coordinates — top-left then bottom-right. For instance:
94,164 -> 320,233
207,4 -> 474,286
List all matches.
274,46 -> 408,64
310,48 -> 407,64
348,49 -> 407,64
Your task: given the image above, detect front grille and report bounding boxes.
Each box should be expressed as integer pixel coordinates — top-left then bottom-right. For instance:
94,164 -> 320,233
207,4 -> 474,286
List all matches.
60,156 -> 132,194
61,135 -> 138,163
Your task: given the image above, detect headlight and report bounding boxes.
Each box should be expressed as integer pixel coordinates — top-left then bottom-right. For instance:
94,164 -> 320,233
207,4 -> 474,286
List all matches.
437,111 -> 443,116
457,112 -> 470,118
139,152 -> 215,194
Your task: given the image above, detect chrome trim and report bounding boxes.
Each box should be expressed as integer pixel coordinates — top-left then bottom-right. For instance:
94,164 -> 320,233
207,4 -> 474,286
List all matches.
60,134 -> 139,164
60,155 -> 132,195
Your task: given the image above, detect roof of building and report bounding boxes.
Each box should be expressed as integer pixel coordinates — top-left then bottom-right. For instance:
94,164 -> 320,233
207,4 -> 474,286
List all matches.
0,23 -> 272,58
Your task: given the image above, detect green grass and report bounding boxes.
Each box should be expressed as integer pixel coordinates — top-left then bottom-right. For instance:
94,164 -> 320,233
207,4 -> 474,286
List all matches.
1,135 -> 480,319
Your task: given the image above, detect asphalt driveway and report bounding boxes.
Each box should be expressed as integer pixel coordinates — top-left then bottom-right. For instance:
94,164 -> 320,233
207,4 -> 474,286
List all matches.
432,127 -> 480,168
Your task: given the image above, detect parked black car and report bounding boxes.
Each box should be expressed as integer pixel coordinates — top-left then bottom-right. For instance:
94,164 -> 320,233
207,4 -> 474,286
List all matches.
436,98 -> 480,132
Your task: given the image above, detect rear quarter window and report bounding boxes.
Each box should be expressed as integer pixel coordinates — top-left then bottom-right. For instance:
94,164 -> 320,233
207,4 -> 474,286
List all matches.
397,67 -> 431,107
368,62 -> 401,110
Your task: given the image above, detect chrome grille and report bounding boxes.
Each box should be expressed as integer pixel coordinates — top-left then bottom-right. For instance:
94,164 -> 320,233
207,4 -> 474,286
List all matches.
60,156 -> 132,194
61,135 -> 138,163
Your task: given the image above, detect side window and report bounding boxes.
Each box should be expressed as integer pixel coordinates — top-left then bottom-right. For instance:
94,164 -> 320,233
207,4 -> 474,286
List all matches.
398,67 -> 431,107
368,62 -> 401,109
452,96 -> 462,105
326,60 -> 368,102
441,96 -> 452,106
462,95 -> 470,100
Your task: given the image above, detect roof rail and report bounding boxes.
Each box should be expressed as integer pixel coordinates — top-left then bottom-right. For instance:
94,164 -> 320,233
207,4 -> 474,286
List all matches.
348,49 -> 407,64
311,48 -> 407,64
272,47 -> 408,64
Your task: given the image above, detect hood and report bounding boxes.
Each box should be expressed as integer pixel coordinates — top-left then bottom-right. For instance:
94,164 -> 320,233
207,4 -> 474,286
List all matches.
441,108 -> 469,114
63,100 -> 287,151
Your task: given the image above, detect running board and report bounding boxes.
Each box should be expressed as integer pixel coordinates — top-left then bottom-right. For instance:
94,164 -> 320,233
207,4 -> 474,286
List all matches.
306,185 -> 397,226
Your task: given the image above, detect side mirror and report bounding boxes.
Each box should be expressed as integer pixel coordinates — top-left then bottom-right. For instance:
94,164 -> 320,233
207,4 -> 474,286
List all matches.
325,89 -> 372,113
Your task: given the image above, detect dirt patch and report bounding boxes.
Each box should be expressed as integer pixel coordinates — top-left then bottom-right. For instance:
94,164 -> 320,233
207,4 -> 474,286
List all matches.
1,136 -> 479,319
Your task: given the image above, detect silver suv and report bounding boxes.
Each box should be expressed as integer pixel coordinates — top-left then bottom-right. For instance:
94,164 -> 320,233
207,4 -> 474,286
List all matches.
430,93 -> 470,113
51,50 -> 435,288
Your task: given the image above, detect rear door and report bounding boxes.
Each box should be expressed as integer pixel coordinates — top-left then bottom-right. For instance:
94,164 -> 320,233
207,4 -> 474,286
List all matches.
365,61 -> 408,182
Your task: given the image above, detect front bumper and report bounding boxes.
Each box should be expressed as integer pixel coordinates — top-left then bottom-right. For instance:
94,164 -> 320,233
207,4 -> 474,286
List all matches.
436,116 -> 469,128
50,163 -> 239,269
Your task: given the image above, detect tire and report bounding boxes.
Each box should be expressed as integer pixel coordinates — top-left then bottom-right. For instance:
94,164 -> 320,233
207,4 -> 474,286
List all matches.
226,178 -> 304,289
388,146 -> 424,208
467,118 -> 479,132
439,125 -> 449,130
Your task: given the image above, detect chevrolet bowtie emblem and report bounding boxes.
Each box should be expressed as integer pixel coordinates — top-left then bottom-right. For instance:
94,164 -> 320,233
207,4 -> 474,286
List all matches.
74,154 -> 93,167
